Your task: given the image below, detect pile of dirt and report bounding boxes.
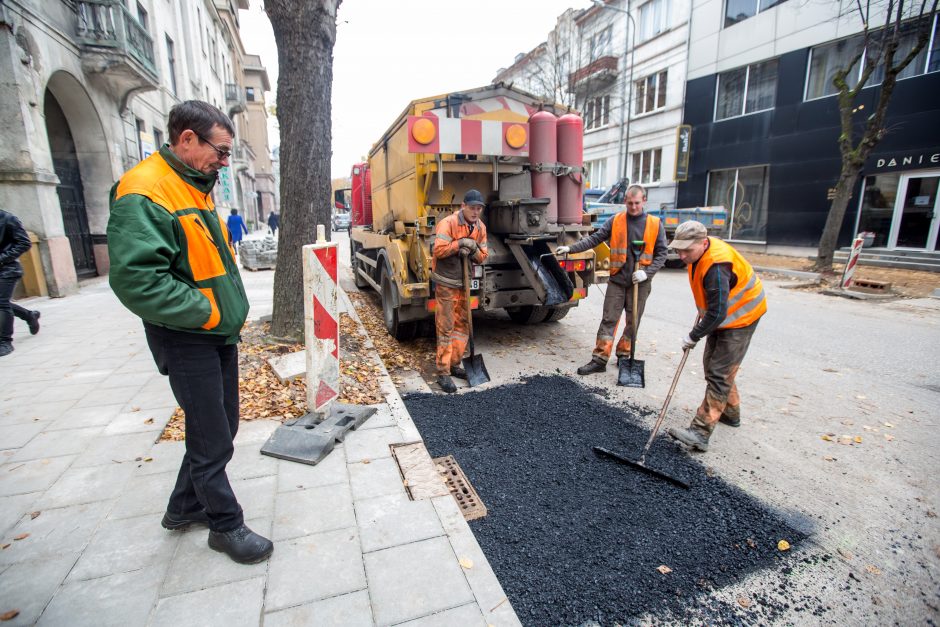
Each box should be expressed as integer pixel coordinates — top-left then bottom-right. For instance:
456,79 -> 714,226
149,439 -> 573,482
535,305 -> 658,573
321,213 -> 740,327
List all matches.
404,375 -> 833,624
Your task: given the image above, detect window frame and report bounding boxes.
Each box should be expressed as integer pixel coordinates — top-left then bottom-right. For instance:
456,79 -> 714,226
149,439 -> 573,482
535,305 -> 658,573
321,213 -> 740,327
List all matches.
584,95 -> 611,131
703,164 -> 770,242
635,69 -> 668,116
638,0 -> 669,42
630,147 -> 664,185
723,0 -> 788,29
713,59 -> 777,121
165,34 -> 177,96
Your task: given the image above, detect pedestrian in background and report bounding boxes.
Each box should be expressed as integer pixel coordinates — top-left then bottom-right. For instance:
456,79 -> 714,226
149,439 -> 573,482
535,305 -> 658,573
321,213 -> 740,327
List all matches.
0,210 -> 41,357
227,208 -> 248,248
556,184 -> 667,376
666,221 -> 767,452
107,100 -> 272,564
267,210 -> 279,237
430,189 -> 489,394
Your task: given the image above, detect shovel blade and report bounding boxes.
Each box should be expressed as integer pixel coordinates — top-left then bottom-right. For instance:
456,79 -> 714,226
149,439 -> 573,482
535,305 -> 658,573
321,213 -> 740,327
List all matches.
617,357 -> 645,388
462,353 -> 490,387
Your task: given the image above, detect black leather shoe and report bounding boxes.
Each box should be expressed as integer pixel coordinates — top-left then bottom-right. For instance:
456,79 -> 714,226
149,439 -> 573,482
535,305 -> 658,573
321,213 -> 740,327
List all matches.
0,342 -> 12,358
576,360 -> 606,375
208,524 -> 274,564
161,509 -> 211,530
26,311 -> 40,335
450,366 -> 467,380
437,375 -> 457,394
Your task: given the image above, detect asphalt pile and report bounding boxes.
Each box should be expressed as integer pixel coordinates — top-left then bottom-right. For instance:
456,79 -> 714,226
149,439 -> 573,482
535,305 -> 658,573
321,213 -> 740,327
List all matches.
404,375 -> 823,625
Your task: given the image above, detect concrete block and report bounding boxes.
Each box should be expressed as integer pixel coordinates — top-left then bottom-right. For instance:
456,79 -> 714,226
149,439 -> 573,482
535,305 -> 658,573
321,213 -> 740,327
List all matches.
0,502 -> 107,567
108,471 -> 176,520
45,403 -> 125,431
268,349 -> 306,383
364,536 -> 474,626
348,458 -> 407,501
10,426 -> 103,462
397,603 -> 487,626
265,528 -> 366,611
72,431 -> 160,468
36,462 -> 136,509
343,426 -> 406,462
0,493 -> 39,538
228,442 -> 279,481
273,482 -> 356,541
151,577 -> 265,627
355,492 -> 444,554
0,553 -> 79,627
0,455 -> 75,497
0,400 -> 76,427
260,425 -> 335,466
101,409 -> 170,436
233,418 -> 280,447
231,475 -> 277,520
357,404 -> 396,430
73,385 -> 144,409
277,443 -> 348,493
0,422 -> 45,450
264,589 -> 373,627
68,513 -> 180,581
96,372 -> 153,390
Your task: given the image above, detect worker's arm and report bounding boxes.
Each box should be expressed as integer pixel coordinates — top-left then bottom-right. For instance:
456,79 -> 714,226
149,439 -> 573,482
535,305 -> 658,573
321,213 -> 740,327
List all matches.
689,263 -> 733,341
470,225 -> 488,264
644,221 -> 669,277
0,214 -> 32,266
433,219 -> 462,260
567,216 -> 613,254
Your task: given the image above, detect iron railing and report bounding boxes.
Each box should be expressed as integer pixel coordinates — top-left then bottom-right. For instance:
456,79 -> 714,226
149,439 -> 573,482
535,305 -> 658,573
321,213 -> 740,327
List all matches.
74,0 -> 157,78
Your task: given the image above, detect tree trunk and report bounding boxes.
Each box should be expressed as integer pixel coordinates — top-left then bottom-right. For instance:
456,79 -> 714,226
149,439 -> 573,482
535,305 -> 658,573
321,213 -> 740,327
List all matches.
815,166 -> 862,273
265,0 -> 341,340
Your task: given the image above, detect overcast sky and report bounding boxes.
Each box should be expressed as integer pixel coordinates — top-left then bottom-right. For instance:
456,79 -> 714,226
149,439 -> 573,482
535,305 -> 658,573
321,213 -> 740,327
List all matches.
239,0 -> 592,179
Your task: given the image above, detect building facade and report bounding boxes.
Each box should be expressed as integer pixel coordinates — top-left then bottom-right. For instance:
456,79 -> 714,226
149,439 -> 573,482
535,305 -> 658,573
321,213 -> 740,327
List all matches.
243,53 -> 276,227
0,0 -> 274,297
678,1 -> 940,252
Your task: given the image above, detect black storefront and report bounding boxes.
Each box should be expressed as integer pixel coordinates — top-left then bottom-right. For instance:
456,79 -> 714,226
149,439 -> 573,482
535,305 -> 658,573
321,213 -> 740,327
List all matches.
677,38 -> 940,251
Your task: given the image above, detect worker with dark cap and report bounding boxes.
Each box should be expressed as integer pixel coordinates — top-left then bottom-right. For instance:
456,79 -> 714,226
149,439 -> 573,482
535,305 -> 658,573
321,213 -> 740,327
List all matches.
666,221 -> 767,452
430,189 -> 489,393
556,184 -> 667,376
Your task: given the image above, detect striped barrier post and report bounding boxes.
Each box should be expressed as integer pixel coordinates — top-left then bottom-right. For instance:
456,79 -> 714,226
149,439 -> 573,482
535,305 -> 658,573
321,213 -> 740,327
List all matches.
303,225 -> 339,416
840,236 -> 865,289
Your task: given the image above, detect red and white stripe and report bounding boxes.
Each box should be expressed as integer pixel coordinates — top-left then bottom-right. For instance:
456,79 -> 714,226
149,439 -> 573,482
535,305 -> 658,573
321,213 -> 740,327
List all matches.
840,236 -> 865,289
303,240 -> 340,413
407,115 -> 528,157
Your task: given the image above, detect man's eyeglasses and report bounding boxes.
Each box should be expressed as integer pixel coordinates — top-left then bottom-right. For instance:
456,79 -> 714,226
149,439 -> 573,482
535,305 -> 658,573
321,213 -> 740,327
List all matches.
195,133 -> 232,160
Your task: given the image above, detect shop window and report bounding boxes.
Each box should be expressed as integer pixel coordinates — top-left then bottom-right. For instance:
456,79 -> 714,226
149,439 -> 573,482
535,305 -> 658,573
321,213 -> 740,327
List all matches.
631,148 -> 662,185
856,174 -> 899,248
638,0 -> 669,42
715,59 -> 778,120
725,0 -> 788,28
706,165 -> 769,241
635,70 -> 668,115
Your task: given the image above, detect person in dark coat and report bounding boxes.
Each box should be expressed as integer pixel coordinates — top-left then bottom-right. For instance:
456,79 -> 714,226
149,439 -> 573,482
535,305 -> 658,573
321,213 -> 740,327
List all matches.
267,211 -> 279,236
0,210 -> 41,357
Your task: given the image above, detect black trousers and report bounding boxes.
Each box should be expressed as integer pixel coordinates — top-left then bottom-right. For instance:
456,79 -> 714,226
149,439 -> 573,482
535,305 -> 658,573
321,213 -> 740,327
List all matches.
0,274 -> 32,344
145,326 -> 244,532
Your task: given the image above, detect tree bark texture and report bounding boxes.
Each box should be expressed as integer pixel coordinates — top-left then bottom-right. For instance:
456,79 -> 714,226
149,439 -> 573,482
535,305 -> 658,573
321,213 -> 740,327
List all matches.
266,0 -> 341,339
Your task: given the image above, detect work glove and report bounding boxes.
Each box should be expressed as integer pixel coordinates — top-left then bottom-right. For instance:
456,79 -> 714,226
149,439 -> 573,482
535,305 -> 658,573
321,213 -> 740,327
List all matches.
555,245 -> 571,255
458,238 -> 478,254
681,334 -> 698,351
632,270 -> 648,284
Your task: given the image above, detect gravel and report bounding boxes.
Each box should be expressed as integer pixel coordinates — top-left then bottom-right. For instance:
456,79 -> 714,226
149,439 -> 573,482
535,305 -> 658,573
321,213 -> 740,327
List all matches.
404,375 -> 826,625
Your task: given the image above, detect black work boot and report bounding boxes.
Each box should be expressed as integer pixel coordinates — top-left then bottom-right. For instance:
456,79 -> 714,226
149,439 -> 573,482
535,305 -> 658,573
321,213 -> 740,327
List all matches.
26,310 -> 40,335
161,509 -> 211,531
208,524 -> 274,564
668,421 -> 712,452
576,359 -> 606,376
437,375 -> 457,394
450,365 -> 467,380
719,405 -> 741,428
0,342 -> 12,358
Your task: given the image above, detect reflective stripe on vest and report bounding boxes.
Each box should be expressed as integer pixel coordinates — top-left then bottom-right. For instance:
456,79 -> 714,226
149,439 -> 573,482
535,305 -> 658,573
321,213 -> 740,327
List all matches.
688,238 -> 767,329
609,213 -> 661,274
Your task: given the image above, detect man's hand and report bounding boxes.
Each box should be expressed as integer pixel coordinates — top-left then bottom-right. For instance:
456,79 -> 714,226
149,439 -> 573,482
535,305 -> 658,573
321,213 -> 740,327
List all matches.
555,245 -> 570,255
681,334 -> 697,351
632,270 -> 648,284
458,238 -> 478,254
459,247 -> 471,257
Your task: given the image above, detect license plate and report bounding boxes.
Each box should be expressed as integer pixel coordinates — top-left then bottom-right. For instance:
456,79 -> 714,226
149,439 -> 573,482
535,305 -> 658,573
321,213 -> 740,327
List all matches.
470,279 -> 480,290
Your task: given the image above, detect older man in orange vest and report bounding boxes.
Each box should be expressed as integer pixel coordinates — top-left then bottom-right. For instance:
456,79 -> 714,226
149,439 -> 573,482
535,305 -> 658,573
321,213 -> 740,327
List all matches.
556,184 -> 667,376
666,221 -> 767,452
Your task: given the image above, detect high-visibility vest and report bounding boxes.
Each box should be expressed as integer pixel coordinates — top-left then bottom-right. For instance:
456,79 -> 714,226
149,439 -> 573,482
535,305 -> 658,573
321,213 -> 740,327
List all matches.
609,213 -> 661,274
689,238 -> 767,329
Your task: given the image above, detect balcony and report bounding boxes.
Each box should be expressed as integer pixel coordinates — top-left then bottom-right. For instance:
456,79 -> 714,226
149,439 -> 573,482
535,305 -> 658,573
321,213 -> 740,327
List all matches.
568,55 -> 619,93
74,0 -> 159,102
225,83 -> 247,116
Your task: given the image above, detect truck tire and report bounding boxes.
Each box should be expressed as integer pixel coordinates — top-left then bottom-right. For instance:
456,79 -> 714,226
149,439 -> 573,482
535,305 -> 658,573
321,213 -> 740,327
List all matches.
665,258 -> 686,269
350,241 -> 370,289
543,306 -> 572,322
381,269 -> 417,341
505,305 -> 550,324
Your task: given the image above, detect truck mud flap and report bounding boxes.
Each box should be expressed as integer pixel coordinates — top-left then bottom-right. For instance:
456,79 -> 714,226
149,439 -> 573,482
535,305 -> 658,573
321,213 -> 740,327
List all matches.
506,239 -> 574,307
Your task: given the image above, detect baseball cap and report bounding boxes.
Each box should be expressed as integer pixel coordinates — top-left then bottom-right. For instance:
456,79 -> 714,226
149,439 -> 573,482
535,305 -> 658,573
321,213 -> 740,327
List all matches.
463,189 -> 486,207
668,220 -> 708,249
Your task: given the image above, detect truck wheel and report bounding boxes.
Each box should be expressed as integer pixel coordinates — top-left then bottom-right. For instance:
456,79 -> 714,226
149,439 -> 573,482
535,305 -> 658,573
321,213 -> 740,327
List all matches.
665,258 -> 686,269
505,305 -> 550,324
350,242 -> 369,289
543,307 -> 571,322
381,270 -> 416,341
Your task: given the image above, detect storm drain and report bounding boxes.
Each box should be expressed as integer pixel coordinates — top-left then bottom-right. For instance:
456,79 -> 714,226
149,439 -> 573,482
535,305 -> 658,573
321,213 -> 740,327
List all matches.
433,455 -> 488,521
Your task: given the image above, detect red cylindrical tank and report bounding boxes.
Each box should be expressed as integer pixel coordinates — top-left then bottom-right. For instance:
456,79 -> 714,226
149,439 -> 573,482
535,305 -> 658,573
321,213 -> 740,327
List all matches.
557,114 -> 584,225
350,162 -> 373,227
528,111 -> 558,224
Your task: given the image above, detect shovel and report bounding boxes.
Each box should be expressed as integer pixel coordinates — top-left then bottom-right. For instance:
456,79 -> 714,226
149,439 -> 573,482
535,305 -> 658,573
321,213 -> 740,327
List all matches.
461,253 -> 490,387
617,240 -> 646,388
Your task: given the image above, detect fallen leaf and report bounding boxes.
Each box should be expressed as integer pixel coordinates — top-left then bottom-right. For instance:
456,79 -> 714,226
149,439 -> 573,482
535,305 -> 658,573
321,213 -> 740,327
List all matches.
823,456 -> 836,461
854,436 -> 863,444
0,610 -> 20,621
0,544 -> 9,550
737,597 -> 751,608
866,564 -> 882,575
841,419 -> 854,426
130,406 -> 141,412
13,533 -> 28,541
821,434 -> 833,442
927,510 -> 937,518
777,540 -> 791,551
144,418 -> 154,424
459,557 -> 474,569
823,368 -> 839,373
361,459 -> 370,465
143,457 -> 153,462
657,565 -> 672,574
837,548 -> 853,560
884,434 -> 895,442
746,538 -> 757,548
856,395 -> 866,400
883,422 -> 894,428
29,511 -> 40,520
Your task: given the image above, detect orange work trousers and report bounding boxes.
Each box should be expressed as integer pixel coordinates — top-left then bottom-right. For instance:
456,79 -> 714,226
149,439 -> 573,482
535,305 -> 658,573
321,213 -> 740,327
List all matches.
435,284 -> 469,376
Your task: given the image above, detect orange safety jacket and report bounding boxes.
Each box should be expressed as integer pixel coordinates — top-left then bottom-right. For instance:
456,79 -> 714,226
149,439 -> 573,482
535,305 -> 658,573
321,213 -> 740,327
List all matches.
609,213 -> 661,274
431,210 -> 489,288
689,237 -> 767,329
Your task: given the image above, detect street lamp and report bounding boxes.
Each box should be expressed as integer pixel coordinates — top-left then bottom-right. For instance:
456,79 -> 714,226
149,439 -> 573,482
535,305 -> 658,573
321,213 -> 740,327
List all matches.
592,0 -> 636,183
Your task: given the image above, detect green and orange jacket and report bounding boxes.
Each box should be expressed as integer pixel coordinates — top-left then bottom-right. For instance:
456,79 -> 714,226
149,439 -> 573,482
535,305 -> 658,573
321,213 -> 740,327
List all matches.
107,146 -> 248,343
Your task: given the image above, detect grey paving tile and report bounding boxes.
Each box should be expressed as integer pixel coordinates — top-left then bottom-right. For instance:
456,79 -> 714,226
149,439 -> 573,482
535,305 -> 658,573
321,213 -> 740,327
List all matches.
37,562 -> 166,627
72,431 -> 159,468
0,400 -> 75,427
152,577 -> 265,627
44,403 -> 125,431
348,457 -> 407,501
0,455 -> 75,497
356,493 -> 444,554
0,492 -> 39,537
364,536 -> 474,626
120,386 -> 177,411
0,422 -> 45,450
97,371 -> 154,390
0,502 -> 108,567
36,462 -> 136,509
135,440 -> 185,476
10,427 -> 103,462
264,589 -> 373,627
273,482 -> 356,541
277,444 -> 348,492
266,528 -> 366,611
357,404 -> 396,431
60,369 -> 116,386
22,384 -> 88,404
344,426 -> 406,462
101,408 -> 171,436
228,442 -> 278,481
0,552 -> 79,627
74,385 -> 145,409
397,603 -> 487,626
108,471 -> 175,520
232,418 -> 279,447
67,513 -> 180,581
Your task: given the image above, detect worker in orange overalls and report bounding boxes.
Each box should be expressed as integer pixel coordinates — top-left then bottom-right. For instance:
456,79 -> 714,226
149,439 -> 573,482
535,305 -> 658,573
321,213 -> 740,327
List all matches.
556,184 -> 667,376
430,190 -> 489,393
667,221 -> 767,452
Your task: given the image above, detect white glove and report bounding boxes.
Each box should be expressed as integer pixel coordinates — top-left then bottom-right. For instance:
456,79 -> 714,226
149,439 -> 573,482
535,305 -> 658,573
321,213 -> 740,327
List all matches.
632,270 -> 648,284
681,334 -> 697,351
555,245 -> 570,255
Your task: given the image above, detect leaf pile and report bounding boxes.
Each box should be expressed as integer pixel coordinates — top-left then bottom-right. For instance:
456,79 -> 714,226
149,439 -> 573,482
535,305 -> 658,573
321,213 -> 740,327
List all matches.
347,292 -> 436,381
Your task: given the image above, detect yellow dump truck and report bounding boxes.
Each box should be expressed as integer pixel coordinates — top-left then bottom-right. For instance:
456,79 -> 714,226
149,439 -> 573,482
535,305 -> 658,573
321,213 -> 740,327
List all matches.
349,84 -> 603,340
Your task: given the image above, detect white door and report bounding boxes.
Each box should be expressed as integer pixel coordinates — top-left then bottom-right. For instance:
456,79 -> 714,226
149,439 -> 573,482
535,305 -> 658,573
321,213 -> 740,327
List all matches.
889,171 -> 940,250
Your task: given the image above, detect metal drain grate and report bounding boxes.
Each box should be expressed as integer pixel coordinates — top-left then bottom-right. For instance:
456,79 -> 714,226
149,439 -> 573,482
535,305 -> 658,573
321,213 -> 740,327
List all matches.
433,455 -> 488,521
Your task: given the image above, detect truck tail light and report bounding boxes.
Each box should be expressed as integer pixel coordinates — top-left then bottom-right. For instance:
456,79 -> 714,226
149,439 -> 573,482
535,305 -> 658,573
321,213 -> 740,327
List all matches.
713,218 -> 725,225
505,124 -> 527,149
562,259 -> 587,272
569,288 -> 588,301
412,118 -> 436,145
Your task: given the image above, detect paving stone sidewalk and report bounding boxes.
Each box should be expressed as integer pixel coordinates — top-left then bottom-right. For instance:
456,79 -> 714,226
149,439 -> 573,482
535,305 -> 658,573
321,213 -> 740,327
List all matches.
0,274 -> 518,626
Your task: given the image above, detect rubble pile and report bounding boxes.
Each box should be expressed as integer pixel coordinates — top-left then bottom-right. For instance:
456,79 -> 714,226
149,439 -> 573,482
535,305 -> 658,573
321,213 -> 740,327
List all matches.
239,236 -> 278,270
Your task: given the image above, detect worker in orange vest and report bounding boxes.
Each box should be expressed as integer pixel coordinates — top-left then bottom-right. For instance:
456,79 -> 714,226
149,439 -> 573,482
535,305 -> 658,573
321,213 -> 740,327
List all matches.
666,221 -> 767,452
556,184 -> 667,376
430,190 -> 489,393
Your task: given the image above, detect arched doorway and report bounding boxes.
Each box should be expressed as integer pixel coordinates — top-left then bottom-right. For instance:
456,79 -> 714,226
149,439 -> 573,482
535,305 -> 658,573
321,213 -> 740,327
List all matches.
44,90 -> 96,277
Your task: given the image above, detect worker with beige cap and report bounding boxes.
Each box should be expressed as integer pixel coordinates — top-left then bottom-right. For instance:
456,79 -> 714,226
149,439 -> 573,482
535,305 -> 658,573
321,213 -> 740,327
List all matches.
666,221 -> 767,452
